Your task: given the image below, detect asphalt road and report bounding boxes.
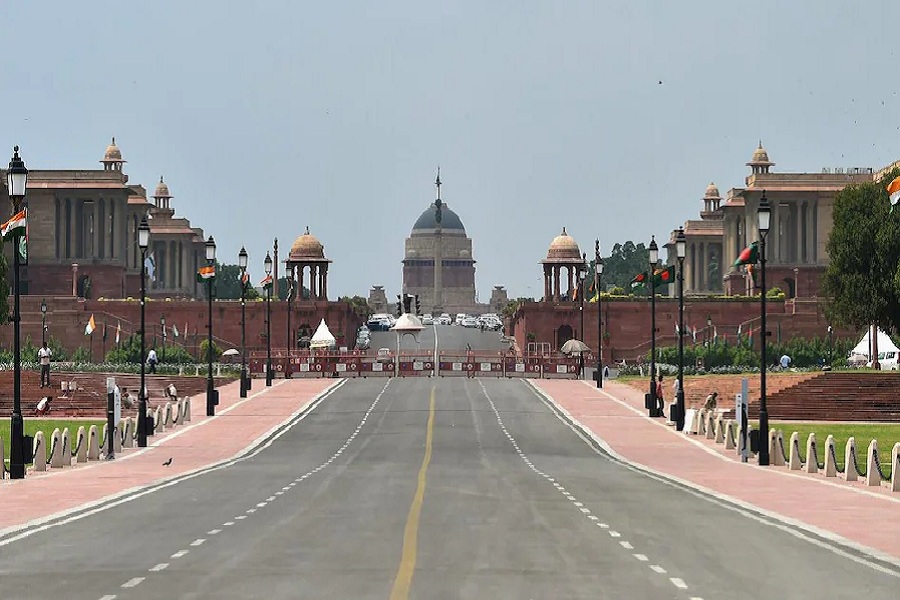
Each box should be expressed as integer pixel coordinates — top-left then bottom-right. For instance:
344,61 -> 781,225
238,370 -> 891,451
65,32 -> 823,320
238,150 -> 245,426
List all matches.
2,375 -> 898,599
368,323 -> 512,354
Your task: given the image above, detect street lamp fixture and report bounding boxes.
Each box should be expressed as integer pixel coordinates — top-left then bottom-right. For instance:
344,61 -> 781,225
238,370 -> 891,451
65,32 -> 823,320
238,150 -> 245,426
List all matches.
7,146 -> 28,479
707,314 -> 713,348
40,298 -> 47,347
827,325 -> 834,367
239,246 -> 249,398
648,236 -> 659,417
757,191 -> 772,466
595,240 -> 604,388
160,314 -> 166,363
286,272 -> 295,354
264,251 -> 273,386
675,228 -> 686,430
205,235 -> 217,417
137,216 -> 150,447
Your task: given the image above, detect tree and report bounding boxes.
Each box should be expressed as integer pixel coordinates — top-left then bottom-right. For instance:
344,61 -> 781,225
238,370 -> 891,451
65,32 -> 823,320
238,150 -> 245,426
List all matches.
602,241 -> 651,292
822,171 -> 900,333
214,263 -> 260,300
339,295 -> 370,316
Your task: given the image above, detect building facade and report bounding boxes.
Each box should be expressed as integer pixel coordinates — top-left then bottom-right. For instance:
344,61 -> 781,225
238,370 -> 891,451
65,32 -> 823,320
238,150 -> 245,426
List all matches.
0,139 -> 210,299
668,143 -> 875,298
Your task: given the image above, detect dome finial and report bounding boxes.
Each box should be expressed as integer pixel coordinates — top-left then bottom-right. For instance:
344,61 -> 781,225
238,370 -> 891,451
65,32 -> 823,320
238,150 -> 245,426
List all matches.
305,225 -> 310,235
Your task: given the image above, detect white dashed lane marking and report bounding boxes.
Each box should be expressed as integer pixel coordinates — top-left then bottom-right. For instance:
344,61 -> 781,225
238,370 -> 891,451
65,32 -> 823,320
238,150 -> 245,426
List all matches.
148,563 -> 168,572
98,595 -> 117,600
478,380 -> 702,598
190,538 -> 206,547
171,550 -> 188,559
121,577 -> 144,588
207,529 -> 222,535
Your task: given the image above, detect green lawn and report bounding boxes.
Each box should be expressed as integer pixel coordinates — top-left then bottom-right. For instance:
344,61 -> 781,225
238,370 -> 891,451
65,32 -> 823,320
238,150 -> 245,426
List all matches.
1,419 -> 105,465
767,422 -> 900,475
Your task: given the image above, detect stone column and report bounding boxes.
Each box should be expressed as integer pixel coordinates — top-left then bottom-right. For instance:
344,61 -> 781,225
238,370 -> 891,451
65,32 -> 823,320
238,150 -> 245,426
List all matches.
553,265 -> 560,301
72,263 -> 79,296
310,264 -> 318,299
322,265 -> 328,301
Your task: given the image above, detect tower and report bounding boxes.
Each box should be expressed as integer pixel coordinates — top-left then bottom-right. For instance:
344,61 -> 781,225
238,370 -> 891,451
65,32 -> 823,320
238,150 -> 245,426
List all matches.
433,167 -> 443,314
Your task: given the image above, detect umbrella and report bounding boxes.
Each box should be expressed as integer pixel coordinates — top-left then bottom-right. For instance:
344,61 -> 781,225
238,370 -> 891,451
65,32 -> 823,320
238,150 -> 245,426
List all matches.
222,348 -> 240,356
560,339 -> 590,355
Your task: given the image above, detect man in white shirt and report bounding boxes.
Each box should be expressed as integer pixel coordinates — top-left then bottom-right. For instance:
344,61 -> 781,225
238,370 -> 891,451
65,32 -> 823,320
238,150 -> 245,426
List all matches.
147,348 -> 158,374
780,354 -> 792,370
38,342 -> 52,388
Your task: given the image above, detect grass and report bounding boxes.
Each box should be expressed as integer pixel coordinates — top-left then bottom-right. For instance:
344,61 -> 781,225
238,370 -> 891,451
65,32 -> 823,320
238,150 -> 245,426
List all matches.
1,419 -> 105,467
766,422 -> 900,475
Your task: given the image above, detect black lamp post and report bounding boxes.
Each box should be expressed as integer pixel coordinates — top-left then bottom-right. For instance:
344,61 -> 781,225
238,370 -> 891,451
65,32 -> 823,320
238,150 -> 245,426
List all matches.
827,325 -> 833,367
675,228 -> 686,431
40,298 -> 47,346
137,216 -> 150,447
7,146 -> 27,479
160,314 -> 166,363
648,236 -> 659,417
595,239 -> 604,388
579,253 -> 587,378
239,246 -> 249,398
706,315 -> 712,348
205,235 -> 217,417
265,252 -> 273,386
286,272 -> 294,352
757,191 -> 771,466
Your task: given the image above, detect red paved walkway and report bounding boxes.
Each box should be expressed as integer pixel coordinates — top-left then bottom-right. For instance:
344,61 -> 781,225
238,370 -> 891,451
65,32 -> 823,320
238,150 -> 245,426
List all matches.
534,379 -> 900,562
0,378 -> 336,534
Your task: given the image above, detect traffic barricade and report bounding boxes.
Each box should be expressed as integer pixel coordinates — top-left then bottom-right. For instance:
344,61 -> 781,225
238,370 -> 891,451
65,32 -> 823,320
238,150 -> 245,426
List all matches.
504,357 -> 527,378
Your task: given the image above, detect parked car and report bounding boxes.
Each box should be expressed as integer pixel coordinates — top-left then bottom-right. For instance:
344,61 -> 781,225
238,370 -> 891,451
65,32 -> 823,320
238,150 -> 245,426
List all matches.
462,316 -> 479,328
438,313 -> 452,325
422,314 -> 434,325
376,348 -> 392,362
455,314 -> 467,325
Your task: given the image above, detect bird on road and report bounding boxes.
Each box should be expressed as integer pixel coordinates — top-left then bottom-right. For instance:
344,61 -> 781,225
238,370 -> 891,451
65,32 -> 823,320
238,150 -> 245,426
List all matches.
162,458 -> 173,466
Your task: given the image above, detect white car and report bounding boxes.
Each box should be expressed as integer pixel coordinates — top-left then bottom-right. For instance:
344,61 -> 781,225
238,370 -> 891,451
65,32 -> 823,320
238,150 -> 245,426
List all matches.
422,314 -> 434,325
462,317 -> 479,328
376,348 -> 392,362
438,314 -> 452,325
455,314 -> 467,326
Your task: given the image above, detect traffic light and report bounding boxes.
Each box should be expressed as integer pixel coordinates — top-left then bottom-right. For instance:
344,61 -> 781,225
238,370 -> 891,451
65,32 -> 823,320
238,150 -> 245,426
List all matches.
415,294 -> 420,315
403,294 -> 413,315
396,295 -> 403,318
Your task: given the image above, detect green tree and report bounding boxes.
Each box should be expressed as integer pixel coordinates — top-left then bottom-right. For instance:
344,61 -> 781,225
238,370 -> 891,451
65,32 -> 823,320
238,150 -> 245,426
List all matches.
214,263 -> 261,300
602,241 -> 651,293
340,295 -> 370,316
822,171 -> 900,333
199,339 -> 222,362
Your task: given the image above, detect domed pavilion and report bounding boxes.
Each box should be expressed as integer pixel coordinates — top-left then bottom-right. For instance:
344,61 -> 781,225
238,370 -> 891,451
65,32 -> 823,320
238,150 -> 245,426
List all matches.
286,227 -> 332,300
541,228 -> 586,302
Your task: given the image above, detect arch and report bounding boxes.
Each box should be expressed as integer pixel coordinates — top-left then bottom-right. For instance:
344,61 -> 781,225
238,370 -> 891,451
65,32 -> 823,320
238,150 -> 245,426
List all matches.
556,324 -> 574,350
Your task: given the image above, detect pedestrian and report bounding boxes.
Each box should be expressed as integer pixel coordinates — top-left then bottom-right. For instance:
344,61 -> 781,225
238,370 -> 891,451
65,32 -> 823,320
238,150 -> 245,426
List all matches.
780,353 -> 791,370
121,387 -> 134,410
703,391 -> 718,412
603,364 -> 610,379
38,341 -> 52,388
147,348 -> 158,374
36,396 -> 52,416
656,374 -> 665,416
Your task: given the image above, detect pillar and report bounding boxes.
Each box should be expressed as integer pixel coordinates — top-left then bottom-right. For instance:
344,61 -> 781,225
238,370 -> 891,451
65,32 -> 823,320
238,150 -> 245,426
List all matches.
72,263 -> 79,296
553,265 -> 560,301
321,266 -> 328,300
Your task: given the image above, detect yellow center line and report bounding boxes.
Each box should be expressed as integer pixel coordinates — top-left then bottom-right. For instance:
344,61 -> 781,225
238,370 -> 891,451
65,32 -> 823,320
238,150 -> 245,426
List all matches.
389,387 -> 436,600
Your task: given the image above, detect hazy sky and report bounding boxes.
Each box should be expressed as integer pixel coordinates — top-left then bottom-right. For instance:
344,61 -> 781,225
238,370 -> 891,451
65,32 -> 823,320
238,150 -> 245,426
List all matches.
4,1 -> 900,300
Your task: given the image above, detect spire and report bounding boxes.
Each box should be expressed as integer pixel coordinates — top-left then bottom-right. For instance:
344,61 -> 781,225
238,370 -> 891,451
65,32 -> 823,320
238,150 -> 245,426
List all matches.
435,166 -> 442,201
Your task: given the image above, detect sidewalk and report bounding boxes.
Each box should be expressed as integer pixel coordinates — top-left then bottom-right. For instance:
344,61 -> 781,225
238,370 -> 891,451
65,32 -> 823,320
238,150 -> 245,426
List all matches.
0,377 -> 336,535
533,378 -> 900,562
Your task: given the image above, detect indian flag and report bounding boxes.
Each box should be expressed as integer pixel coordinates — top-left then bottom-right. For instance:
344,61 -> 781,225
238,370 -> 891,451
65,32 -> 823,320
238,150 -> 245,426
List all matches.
241,270 -> 250,286
259,274 -> 273,289
85,314 -> 96,336
196,264 -> 215,281
1,209 -> 26,240
887,175 -> 900,213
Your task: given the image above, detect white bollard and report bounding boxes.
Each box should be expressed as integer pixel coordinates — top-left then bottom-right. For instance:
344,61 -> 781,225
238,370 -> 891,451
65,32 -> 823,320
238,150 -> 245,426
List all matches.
0,436 -> 4,479
87,425 -> 100,460
61,428 -> 72,467
184,397 -> 192,422
155,406 -> 164,433
892,443 -> 900,493
76,426 -> 87,463
715,418 -> 724,444
724,420 -> 735,450
805,433 -> 818,474
774,431 -> 786,467
32,431 -> 47,472
845,437 -> 858,482
121,419 -> 133,448
824,434 -> 837,477
697,410 -> 706,436
866,440 -> 881,487
50,428 -> 63,469
706,413 -> 716,439
113,423 -> 122,453
789,432 -> 802,470
769,429 -> 778,464
164,402 -> 173,428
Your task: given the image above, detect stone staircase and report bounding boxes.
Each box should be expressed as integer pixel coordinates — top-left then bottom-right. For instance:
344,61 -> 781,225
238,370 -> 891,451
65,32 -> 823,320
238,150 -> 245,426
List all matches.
752,372 -> 900,421
0,370 -> 235,418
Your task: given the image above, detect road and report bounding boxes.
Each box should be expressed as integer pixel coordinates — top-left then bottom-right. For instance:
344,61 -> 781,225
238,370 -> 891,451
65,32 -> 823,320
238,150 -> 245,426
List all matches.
1,329 -> 897,599
367,323 -> 512,354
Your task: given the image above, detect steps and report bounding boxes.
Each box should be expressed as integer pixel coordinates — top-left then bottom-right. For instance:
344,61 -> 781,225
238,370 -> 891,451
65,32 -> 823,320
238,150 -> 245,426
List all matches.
0,370 -> 236,418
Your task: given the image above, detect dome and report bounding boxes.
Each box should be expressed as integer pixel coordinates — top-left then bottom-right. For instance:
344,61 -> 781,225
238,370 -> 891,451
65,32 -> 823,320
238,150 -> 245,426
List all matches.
290,226 -> 325,259
749,141 -> 772,164
104,137 -> 122,161
704,182 -> 720,198
412,202 -> 465,232
154,176 -> 171,198
546,227 -> 582,260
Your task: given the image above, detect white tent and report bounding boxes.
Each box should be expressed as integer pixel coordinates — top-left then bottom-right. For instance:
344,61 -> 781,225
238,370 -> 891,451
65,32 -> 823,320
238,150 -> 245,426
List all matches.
849,328 -> 899,363
310,319 -> 336,349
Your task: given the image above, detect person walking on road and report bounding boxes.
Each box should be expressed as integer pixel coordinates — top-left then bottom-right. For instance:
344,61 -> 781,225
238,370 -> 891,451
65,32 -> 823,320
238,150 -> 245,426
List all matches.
38,341 -> 52,388
656,374 -> 666,417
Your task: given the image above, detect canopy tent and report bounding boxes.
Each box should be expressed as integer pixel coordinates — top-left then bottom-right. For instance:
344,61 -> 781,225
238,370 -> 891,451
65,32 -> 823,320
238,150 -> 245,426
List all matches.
309,318 -> 337,349
849,328 -> 899,363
